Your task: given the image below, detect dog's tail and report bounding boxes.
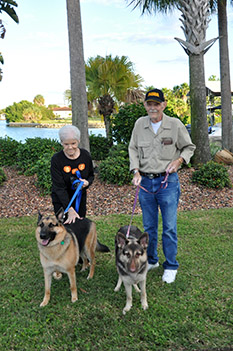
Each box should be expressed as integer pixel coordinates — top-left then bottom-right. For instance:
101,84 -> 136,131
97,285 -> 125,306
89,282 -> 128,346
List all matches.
96,240 -> 110,253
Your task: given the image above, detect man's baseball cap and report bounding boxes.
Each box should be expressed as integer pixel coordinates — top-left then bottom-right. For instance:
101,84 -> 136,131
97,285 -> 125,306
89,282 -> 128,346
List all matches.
145,89 -> 165,103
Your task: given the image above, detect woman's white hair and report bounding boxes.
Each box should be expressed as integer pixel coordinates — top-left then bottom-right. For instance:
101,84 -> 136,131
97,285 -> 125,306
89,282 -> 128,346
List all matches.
59,125 -> 81,142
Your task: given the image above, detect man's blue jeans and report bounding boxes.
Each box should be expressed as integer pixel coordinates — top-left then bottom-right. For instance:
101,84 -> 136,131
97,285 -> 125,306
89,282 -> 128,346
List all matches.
139,173 -> 180,270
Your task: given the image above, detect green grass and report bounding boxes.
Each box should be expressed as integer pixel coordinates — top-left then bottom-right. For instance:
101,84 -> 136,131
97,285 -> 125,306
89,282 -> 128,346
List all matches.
0,209 -> 232,351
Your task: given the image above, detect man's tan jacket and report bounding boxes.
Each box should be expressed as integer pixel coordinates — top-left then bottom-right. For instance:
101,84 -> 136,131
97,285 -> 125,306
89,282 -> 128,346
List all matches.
129,114 -> 196,174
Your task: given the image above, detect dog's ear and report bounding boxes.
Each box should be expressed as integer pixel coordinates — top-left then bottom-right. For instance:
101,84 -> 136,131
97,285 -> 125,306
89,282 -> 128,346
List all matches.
37,211 -> 43,224
138,232 -> 149,249
116,232 -> 127,248
55,207 -> 65,222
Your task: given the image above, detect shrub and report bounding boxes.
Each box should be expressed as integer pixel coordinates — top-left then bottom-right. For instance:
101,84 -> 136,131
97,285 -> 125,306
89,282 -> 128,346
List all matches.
192,161 -> 232,189
33,152 -> 54,195
89,134 -> 112,160
111,102 -> 147,145
0,167 -> 6,185
98,144 -> 131,185
0,137 -> 21,166
16,138 -> 62,175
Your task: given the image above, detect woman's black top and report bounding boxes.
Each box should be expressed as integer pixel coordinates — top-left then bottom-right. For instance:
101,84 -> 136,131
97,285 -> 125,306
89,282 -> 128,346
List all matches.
51,148 -> 94,211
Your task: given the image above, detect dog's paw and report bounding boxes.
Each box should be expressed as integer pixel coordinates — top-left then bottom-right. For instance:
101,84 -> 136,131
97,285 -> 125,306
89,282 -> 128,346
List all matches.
114,286 -> 120,292
71,296 -> 78,303
123,304 -> 132,315
142,302 -> 148,311
133,284 -> 141,293
40,300 -> 49,307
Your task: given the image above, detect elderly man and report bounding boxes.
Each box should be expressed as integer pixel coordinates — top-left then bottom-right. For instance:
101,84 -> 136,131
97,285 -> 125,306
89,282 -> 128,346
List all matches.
129,88 -> 195,283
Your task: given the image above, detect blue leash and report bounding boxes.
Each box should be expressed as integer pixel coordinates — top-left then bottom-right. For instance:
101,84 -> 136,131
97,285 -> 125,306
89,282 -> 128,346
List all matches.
64,171 -> 84,214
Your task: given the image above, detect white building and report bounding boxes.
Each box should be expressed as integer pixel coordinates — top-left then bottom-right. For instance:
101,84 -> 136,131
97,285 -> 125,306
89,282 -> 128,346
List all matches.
52,107 -> 72,119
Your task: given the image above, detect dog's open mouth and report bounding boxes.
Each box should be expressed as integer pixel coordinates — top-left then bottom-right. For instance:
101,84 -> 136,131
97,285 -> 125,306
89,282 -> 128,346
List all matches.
41,239 -> 50,246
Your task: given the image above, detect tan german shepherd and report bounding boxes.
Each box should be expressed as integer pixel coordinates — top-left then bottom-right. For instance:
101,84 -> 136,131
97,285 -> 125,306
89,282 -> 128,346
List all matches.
114,225 -> 149,314
36,208 -> 109,307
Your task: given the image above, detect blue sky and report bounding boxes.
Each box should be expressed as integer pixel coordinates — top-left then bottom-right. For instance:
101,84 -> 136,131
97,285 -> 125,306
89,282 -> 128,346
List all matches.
0,0 -> 233,109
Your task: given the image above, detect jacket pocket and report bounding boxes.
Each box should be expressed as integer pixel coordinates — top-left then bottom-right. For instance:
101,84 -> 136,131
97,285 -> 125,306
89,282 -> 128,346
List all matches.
138,141 -> 151,159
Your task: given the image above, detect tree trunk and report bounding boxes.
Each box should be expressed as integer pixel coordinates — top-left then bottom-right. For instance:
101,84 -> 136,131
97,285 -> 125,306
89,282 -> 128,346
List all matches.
189,53 -> 211,164
66,0 -> 90,151
217,0 -> 233,152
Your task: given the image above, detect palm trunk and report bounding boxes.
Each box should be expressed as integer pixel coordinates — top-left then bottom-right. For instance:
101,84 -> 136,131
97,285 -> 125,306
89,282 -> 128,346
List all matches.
217,0 -> 233,152
189,53 -> 211,163
66,0 -> 90,151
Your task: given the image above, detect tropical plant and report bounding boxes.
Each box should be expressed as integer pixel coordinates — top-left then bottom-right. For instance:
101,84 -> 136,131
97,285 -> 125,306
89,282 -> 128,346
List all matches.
5,100 -> 55,122
33,94 -> 45,106
66,0 -> 89,151
85,55 -> 143,139
5,101 -> 34,122
162,84 -> 190,124
0,1 -> 19,80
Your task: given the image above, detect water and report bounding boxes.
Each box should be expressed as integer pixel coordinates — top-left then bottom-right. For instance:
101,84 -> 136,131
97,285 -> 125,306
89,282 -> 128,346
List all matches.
0,120 -> 106,142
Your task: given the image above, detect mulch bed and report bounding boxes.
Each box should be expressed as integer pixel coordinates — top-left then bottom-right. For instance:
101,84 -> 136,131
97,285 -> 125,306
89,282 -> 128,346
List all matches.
0,166 -> 232,218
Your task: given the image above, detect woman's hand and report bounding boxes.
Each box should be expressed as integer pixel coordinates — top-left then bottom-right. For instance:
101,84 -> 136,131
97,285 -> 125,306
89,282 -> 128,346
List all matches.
64,207 -> 80,224
80,178 -> 89,188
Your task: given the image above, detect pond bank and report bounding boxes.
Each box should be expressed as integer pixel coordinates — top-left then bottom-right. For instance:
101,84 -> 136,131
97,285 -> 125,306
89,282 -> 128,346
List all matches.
6,121 -> 104,128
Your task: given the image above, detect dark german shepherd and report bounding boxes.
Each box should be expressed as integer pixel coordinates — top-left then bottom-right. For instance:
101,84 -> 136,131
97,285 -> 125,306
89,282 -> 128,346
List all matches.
36,208 -> 109,307
114,225 -> 149,314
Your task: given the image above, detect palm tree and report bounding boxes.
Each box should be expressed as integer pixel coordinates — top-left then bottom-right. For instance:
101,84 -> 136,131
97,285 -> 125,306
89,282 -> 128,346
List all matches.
66,0 -> 89,150
0,1 -> 19,22
0,1 -> 19,81
33,94 -> 45,106
127,0 -> 218,164
216,0 -> 233,151
85,54 -> 143,139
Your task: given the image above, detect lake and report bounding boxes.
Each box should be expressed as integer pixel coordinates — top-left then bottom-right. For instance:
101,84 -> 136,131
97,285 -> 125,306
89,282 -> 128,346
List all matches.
0,120 -> 106,142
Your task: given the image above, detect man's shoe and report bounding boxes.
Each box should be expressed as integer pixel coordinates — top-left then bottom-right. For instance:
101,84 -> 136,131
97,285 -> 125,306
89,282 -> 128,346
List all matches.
147,262 -> 159,271
162,269 -> 177,283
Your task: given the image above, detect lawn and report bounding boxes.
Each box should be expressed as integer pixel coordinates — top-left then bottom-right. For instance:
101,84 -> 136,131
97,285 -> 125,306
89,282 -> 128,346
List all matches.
0,209 -> 232,351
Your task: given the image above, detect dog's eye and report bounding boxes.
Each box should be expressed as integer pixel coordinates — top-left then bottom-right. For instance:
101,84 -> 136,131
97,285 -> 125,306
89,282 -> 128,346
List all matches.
123,250 -> 131,258
135,251 -> 141,258
40,223 -> 44,228
49,223 -> 55,228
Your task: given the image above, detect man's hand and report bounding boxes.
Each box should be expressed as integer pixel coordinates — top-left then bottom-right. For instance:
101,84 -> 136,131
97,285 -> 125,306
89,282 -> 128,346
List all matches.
132,172 -> 142,186
166,157 -> 183,174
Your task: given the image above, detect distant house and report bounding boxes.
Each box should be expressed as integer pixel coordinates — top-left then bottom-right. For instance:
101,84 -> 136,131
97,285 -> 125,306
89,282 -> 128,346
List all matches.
205,81 -> 233,98
52,107 -> 72,119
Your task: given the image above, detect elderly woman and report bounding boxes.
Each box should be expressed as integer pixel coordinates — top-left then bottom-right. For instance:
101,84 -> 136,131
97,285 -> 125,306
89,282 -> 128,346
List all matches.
51,125 -> 94,224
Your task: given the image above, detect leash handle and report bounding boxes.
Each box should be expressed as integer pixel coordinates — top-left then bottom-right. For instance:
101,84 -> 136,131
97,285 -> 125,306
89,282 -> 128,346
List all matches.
64,181 -> 84,214
126,185 -> 140,238
64,171 -> 84,215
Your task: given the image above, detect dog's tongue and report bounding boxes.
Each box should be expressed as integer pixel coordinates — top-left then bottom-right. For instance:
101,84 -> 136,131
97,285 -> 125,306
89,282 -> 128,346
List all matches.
41,239 -> 49,246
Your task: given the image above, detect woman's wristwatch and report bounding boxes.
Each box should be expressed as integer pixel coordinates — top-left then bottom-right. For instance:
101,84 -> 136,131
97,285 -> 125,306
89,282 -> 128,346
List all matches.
133,169 -> 139,175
